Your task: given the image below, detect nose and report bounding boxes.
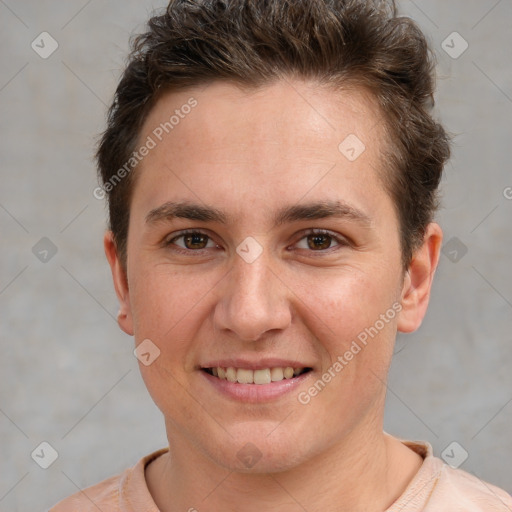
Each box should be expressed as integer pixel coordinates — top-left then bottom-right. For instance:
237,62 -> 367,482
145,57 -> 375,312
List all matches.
213,250 -> 292,342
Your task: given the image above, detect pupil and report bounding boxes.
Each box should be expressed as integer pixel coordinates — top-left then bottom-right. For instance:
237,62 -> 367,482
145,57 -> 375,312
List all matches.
309,234 -> 330,250
186,233 -> 206,249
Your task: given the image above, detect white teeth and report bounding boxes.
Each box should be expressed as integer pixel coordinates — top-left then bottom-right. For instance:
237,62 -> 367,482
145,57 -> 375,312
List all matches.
237,368 -> 253,384
284,367 -> 294,379
253,369 -> 271,385
226,367 -> 237,382
209,366 -> 306,384
270,367 -> 284,381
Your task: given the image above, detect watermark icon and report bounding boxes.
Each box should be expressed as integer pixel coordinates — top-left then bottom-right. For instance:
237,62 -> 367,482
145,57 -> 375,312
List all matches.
93,97 -> 198,200
236,236 -> 263,263
31,441 -> 59,469
441,441 -> 469,469
32,237 -> 58,263
237,442 -> 263,468
338,134 -> 366,162
31,32 -> 59,59
441,32 -> 469,60
442,236 -> 468,264
504,187 -> 512,200
134,338 -> 161,366
298,302 -> 402,405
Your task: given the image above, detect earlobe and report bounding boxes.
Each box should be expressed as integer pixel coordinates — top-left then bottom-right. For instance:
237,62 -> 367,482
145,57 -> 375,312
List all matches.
104,231 -> 134,336
397,223 -> 443,333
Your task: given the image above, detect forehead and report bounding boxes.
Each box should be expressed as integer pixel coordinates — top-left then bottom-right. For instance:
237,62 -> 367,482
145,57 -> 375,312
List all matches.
142,79 -> 385,157
132,79 -> 391,225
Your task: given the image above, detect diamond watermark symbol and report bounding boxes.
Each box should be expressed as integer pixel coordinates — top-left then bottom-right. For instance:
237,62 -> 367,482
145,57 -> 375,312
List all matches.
338,134 -> 366,162
31,32 -> 59,59
441,32 -> 468,59
442,236 -> 468,263
32,237 -> 58,263
134,339 -> 161,366
236,236 -> 263,264
236,442 -> 262,468
31,441 -> 59,469
441,441 -> 469,469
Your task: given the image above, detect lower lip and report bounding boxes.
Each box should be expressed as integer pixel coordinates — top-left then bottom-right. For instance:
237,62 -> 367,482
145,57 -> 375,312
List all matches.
200,370 -> 312,403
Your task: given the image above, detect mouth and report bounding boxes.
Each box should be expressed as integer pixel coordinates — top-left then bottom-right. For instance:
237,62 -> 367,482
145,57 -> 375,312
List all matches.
201,366 -> 313,384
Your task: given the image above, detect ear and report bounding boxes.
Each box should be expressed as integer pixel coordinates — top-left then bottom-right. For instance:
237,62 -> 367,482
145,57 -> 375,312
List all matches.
397,222 -> 443,333
104,231 -> 134,336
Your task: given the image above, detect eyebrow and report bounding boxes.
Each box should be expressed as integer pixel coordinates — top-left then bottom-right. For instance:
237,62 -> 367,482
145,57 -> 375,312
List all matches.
145,200 -> 372,228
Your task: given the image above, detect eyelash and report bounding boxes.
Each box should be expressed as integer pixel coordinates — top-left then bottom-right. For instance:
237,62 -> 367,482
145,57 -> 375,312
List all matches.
163,229 -> 349,256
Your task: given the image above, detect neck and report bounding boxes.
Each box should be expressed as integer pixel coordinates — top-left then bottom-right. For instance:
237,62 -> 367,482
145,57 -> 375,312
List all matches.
146,419 -> 423,512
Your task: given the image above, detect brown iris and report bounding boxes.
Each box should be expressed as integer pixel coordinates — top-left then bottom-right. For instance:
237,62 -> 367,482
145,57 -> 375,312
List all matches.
183,233 -> 209,250
307,233 -> 332,250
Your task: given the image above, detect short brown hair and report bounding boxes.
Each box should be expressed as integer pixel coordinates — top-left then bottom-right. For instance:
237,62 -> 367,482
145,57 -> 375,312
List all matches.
96,0 -> 451,268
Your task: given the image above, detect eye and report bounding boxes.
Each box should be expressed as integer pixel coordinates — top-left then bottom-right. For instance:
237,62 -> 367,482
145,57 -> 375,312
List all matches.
165,230 -> 218,252
163,228 -> 349,255
294,229 -> 348,252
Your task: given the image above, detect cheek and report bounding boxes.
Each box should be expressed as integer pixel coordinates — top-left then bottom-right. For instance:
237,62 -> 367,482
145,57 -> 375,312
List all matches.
294,270 -> 399,420
128,264 -> 214,345
129,267 -> 208,412
292,265 -> 399,343
291,264 -> 401,411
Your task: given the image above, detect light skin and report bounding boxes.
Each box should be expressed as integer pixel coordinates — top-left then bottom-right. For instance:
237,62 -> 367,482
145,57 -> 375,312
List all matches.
105,79 -> 442,512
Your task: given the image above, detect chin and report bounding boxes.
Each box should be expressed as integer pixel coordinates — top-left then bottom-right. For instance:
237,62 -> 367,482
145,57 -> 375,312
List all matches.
203,424 -> 316,474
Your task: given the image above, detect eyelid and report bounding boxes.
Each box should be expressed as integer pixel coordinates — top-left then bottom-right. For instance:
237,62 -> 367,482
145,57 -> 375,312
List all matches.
292,228 -> 351,251
163,228 -> 218,250
163,228 -> 350,254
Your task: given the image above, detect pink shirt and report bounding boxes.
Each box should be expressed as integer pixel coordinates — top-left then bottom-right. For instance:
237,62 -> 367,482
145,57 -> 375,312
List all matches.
50,440 -> 512,511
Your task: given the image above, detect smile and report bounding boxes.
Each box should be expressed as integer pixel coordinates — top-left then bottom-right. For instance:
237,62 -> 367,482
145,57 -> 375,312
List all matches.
202,366 -> 312,384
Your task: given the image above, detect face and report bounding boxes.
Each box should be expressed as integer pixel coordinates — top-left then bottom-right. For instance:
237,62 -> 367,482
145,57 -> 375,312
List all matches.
106,79 -> 439,472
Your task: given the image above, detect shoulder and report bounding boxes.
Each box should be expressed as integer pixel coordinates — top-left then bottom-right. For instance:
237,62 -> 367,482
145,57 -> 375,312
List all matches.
429,460 -> 512,511
50,473 -> 120,511
391,439 -> 512,512
49,473 -> 122,512
48,448 -> 168,512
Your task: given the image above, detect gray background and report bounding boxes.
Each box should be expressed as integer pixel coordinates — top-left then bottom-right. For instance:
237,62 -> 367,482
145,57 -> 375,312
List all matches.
1,0 -> 511,510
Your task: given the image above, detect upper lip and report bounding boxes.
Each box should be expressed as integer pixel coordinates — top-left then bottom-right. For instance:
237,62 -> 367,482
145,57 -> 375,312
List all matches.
200,358 -> 313,371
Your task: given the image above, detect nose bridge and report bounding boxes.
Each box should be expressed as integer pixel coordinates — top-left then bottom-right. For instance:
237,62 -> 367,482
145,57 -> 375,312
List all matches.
214,249 -> 291,341
234,254 -> 273,304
